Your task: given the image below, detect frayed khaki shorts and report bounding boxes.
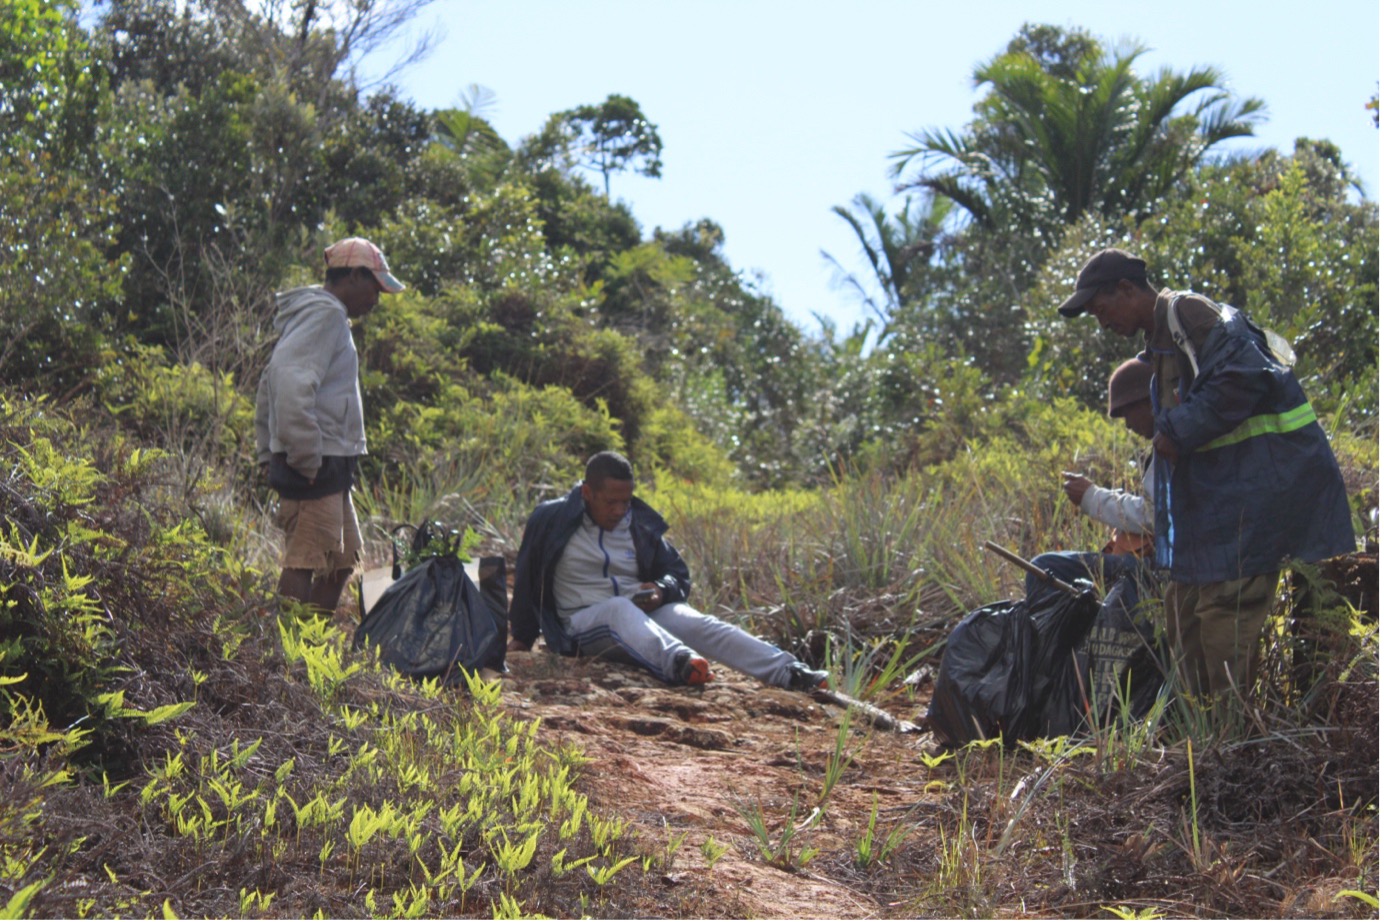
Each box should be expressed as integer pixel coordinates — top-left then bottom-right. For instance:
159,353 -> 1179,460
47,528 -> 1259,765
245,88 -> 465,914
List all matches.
276,490 -> 362,575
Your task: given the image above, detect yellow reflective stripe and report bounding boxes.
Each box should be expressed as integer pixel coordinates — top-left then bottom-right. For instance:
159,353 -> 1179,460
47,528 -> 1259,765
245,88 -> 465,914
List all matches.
1196,402 -> 1317,452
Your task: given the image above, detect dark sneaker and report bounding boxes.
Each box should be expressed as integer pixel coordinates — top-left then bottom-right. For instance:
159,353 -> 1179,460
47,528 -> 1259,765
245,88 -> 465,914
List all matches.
676,652 -> 714,686
786,662 -> 828,693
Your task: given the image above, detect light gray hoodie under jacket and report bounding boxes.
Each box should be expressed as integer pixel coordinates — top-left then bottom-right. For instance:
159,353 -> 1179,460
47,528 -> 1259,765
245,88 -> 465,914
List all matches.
254,286 -> 367,480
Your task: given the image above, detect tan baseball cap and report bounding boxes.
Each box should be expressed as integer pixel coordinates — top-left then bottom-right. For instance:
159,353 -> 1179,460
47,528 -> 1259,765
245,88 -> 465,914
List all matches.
323,237 -> 405,293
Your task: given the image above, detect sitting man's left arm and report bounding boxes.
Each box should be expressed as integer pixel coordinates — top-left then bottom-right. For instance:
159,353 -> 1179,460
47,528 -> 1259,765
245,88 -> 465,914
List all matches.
645,535 -> 692,608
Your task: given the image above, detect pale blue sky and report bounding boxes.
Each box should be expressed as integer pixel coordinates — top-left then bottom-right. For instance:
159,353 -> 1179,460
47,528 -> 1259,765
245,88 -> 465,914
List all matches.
364,1 -> 1380,336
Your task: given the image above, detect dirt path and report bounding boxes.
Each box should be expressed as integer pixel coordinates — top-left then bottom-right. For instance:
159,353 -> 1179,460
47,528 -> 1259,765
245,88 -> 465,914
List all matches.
500,647 -> 941,918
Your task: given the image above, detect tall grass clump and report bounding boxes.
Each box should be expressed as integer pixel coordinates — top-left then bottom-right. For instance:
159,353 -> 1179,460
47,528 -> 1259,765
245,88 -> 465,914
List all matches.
0,393 -> 262,767
654,391 -> 1160,672
647,473 -> 830,635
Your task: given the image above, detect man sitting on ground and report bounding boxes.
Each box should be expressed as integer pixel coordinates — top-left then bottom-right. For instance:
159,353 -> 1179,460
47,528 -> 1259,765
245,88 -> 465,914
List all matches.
507,451 -> 829,691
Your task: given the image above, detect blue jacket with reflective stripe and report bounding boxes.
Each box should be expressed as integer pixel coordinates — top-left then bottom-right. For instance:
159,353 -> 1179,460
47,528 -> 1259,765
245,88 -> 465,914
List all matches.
1153,304 -> 1356,583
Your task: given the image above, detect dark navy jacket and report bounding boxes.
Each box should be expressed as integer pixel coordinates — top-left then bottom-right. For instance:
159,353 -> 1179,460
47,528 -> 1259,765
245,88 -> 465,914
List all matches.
1152,303 -> 1356,583
508,486 -> 692,655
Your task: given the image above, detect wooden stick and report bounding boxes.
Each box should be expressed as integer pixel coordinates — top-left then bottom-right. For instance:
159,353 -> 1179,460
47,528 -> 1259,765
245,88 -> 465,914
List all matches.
982,540 -> 1084,599
813,688 -> 921,733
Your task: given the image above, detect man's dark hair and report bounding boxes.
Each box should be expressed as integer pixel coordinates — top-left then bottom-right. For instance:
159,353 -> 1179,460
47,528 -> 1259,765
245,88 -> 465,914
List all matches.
325,266 -> 374,286
584,451 -> 633,489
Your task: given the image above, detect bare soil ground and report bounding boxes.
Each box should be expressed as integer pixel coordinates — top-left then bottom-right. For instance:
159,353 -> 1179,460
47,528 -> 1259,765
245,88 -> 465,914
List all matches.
496,632 -> 1378,920
501,646 -> 938,919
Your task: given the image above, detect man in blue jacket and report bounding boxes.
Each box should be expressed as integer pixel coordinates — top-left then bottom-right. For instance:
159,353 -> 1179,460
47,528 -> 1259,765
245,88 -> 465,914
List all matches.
1059,248 -> 1356,696
507,451 -> 829,691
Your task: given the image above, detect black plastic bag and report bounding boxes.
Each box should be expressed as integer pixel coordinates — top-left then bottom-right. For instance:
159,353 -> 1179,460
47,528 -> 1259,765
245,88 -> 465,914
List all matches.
928,568 -> 1167,748
353,524 -> 507,686
927,587 -> 1100,747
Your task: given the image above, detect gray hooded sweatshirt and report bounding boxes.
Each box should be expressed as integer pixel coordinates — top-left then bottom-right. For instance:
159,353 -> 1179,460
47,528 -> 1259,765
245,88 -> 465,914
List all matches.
254,286 -> 367,481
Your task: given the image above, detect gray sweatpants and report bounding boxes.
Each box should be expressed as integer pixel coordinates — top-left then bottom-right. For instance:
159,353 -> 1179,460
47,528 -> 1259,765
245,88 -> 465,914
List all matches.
565,597 -> 798,687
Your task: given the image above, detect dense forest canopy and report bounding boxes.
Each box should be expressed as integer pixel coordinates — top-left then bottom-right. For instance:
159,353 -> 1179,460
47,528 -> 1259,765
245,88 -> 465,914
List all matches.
1,2 -> 1376,492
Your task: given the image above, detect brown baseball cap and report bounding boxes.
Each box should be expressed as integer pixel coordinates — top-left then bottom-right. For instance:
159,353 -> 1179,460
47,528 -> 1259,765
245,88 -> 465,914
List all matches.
1058,248 -> 1146,317
324,237 -> 405,293
1107,357 -> 1153,417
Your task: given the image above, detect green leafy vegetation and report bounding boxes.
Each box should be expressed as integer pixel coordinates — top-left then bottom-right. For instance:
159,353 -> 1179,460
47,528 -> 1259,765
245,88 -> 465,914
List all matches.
0,2 -> 1375,917
0,398 -> 648,917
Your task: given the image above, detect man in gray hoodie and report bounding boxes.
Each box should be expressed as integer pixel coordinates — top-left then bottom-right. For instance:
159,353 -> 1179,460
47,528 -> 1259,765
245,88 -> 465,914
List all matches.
255,237 -> 405,613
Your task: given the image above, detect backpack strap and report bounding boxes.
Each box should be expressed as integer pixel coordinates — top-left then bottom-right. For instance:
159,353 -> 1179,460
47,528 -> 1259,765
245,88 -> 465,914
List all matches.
1259,325 -> 1298,368
1168,293 -> 1296,378
1165,294 -> 1200,378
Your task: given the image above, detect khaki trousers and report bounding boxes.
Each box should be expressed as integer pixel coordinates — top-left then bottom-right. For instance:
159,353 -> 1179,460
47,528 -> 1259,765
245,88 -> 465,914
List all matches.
276,490 -> 362,575
1164,573 -> 1278,696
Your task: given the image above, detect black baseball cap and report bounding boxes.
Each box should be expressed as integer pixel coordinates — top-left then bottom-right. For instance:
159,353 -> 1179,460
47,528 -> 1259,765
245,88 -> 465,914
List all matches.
1058,248 -> 1147,317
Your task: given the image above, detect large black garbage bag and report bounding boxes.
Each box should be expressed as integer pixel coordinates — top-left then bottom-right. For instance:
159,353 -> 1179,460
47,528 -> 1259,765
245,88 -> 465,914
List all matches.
928,568 -> 1168,748
354,552 -> 507,686
927,588 -> 1100,748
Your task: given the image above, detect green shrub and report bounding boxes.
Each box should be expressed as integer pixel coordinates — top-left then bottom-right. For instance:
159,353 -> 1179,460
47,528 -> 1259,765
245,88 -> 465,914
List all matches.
95,342 -> 255,472
0,391 -> 255,768
362,376 -> 626,541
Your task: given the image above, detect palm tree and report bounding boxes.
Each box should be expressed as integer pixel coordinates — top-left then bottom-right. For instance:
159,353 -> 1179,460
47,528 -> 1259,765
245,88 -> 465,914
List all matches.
433,84 -> 511,188
822,192 -> 951,339
892,25 -> 1265,237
